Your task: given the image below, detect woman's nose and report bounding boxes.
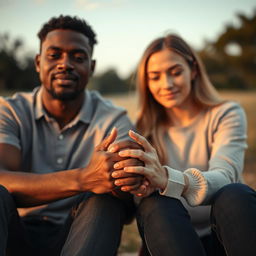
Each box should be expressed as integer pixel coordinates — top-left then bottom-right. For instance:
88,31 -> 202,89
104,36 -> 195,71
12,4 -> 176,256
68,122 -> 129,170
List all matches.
162,74 -> 173,88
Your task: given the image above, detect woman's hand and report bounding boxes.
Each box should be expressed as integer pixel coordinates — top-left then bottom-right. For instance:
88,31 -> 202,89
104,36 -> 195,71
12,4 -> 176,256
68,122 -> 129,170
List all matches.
129,178 -> 156,198
114,130 -> 168,193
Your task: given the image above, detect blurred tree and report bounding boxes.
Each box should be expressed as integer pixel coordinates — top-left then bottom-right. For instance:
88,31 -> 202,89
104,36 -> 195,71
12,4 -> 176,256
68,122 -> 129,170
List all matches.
125,70 -> 136,91
0,33 -> 39,92
199,9 -> 256,90
88,68 -> 131,94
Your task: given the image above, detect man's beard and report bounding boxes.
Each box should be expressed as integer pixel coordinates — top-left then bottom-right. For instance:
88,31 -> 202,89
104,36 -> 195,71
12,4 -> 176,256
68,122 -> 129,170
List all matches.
46,86 -> 85,101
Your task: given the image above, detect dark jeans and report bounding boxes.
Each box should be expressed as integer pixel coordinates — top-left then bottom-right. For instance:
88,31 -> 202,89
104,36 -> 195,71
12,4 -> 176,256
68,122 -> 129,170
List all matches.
137,183 -> 256,256
0,186 -> 132,256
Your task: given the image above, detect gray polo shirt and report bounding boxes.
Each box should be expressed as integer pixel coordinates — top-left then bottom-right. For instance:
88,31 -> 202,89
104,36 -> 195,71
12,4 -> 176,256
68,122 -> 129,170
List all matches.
0,87 -> 134,224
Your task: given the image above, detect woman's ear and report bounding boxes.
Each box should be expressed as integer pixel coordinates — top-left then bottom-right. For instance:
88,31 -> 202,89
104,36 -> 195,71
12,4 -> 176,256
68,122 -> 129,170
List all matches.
35,54 -> 41,73
191,62 -> 197,81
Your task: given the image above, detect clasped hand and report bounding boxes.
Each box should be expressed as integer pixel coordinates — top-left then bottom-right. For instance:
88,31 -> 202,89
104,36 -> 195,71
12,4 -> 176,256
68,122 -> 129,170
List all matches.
84,128 -> 144,195
110,130 -> 168,197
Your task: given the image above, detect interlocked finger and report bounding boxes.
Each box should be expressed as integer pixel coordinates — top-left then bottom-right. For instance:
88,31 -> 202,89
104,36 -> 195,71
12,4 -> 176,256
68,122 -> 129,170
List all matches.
96,127 -> 117,151
129,130 -> 154,152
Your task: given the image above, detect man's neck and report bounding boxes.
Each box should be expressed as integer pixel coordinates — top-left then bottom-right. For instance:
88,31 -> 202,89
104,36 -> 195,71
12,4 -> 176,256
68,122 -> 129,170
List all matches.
42,91 -> 85,129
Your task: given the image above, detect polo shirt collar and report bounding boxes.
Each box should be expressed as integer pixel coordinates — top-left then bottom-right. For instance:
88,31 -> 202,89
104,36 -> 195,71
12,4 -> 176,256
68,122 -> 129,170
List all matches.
34,87 -> 93,124
34,87 -> 44,120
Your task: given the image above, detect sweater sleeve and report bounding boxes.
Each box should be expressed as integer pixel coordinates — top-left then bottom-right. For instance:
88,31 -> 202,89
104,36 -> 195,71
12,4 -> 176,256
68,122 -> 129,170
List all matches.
201,102 -> 247,204
160,102 -> 247,206
159,166 -> 208,206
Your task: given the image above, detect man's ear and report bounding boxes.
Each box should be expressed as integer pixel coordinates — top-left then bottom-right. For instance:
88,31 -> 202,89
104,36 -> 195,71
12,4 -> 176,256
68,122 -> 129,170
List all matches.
35,54 -> 41,73
90,60 -> 96,76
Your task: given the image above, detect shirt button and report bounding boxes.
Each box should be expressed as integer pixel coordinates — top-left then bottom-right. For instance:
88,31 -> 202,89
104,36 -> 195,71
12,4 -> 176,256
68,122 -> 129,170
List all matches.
58,134 -> 64,140
42,216 -> 48,221
57,158 -> 63,164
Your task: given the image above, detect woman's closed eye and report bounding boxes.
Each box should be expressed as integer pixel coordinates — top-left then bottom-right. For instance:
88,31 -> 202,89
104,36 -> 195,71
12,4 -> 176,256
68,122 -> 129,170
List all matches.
148,74 -> 160,81
169,67 -> 183,77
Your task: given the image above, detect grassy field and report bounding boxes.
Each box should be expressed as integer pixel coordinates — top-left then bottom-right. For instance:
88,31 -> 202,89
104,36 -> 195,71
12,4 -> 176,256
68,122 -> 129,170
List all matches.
106,90 -> 256,255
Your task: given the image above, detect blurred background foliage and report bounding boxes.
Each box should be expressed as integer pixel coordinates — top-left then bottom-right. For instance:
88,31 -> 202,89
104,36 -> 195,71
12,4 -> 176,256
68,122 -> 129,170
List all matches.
1,10 -> 256,93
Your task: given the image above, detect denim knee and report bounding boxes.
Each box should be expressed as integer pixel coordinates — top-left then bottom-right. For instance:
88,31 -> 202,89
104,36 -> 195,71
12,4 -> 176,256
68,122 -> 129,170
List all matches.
62,194 -> 126,256
137,194 -> 206,256
211,183 -> 256,255
0,185 -> 15,212
212,183 -> 256,217
211,183 -> 256,235
137,193 -> 189,226
74,193 -> 127,221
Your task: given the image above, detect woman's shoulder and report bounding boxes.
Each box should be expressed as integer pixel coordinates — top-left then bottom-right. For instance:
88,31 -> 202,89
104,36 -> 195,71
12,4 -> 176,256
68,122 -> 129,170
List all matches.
207,101 -> 245,118
205,100 -> 246,128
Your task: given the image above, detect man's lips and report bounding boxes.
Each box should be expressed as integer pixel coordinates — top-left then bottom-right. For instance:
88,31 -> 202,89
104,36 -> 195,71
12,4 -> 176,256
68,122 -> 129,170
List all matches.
53,73 -> 78,81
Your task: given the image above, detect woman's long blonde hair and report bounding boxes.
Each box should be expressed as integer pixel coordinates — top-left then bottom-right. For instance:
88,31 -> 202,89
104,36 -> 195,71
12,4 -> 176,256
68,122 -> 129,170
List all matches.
136,34 -> 223,164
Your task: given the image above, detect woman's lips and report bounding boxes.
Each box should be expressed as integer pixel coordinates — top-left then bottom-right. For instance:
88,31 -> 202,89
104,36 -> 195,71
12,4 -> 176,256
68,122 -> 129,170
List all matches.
160,90 -> 179,98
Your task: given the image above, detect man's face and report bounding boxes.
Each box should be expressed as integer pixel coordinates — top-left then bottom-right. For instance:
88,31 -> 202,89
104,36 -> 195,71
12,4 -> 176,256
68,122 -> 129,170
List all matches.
35,29 -> 94,101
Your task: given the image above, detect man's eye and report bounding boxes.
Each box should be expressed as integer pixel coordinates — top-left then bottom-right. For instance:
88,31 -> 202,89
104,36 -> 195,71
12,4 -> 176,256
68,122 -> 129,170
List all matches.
74,54 -> 86,62
48,53 -> 60,59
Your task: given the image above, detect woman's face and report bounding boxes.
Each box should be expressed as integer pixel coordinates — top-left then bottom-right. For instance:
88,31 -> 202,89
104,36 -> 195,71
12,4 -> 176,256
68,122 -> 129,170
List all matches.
146,48 -> 195,109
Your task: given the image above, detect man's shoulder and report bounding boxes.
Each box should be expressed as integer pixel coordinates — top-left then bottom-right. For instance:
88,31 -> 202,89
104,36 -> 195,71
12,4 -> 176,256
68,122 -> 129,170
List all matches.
0,88 -> 38,113
86,90 -> 133,134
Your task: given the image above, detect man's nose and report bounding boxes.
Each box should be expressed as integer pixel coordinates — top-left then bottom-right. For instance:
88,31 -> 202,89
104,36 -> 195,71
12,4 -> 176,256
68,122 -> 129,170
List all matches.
57,55 -> 74,70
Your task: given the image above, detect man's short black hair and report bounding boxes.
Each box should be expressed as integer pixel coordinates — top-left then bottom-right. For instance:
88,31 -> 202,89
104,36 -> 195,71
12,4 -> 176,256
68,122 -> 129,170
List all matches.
37,15 -> 97,52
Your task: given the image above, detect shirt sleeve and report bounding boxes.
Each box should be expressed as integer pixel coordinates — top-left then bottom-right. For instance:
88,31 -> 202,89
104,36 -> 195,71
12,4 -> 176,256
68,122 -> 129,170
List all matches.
113,112 -> 135,141
0,97 -> 21,149
102,106 -> 134,142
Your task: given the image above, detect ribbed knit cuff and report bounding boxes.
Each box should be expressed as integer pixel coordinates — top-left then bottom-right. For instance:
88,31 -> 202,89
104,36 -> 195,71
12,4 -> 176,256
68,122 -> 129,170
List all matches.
183,168 -> 208,206
159,166 -> 185,200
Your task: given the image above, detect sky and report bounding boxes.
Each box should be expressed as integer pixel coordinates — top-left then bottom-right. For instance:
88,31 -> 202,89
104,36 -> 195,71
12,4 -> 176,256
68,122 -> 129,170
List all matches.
0,0 -> 255,78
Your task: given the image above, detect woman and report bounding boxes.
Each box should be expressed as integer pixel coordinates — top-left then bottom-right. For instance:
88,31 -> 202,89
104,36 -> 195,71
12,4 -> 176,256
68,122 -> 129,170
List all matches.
110,34 -> 256,256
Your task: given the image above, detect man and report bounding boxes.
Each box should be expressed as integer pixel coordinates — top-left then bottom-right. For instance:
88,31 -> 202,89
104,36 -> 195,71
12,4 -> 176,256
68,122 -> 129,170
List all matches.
0,15 -> 141,255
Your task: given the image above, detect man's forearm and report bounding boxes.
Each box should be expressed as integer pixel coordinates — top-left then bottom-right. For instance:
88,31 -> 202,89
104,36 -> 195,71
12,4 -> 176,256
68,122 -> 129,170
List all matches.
0,168 -> 83,207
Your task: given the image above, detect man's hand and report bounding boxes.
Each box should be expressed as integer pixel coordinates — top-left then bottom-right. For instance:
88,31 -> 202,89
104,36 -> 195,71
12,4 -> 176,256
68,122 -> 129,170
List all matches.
79,127 -> 119,194
79,129 -> 146,196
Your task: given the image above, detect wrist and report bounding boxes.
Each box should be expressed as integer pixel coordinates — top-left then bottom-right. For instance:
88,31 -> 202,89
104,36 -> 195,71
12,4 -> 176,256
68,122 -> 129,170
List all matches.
160,166 -> 168,191
182,174 -> 189,195
159,166 -> 185,200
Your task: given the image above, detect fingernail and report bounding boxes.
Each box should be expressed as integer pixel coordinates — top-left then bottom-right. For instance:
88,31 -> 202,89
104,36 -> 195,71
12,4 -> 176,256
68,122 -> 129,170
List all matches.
114,180 -> 120,186
118,151 -> 125,156
112,172 -> 118,178
110,127 -> 116,134
108,146 -> 116,153
113,163 -> 119,169
129,130 -> 135,135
